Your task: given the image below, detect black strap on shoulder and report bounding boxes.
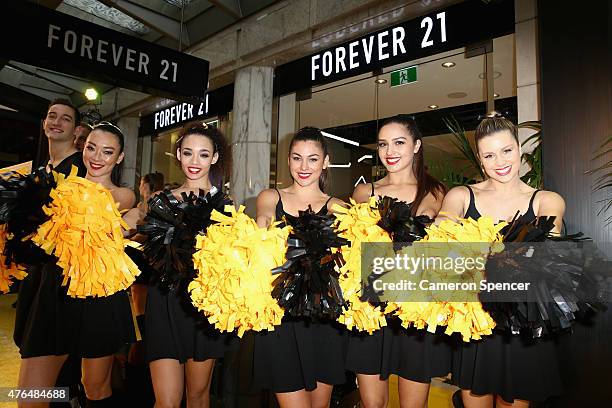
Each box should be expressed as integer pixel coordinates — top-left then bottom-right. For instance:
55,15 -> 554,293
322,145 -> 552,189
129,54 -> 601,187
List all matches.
528,190 -> 540,208
324,195 -> 333,207
466,185 -> 475,204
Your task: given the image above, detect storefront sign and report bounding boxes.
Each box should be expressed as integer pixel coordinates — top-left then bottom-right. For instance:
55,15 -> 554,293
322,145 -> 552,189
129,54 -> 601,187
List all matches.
1,1 -> 210,99
153,98 -> 209,131
274,0 -> 514,95
139,84 -> 234,135
390,66 -> 417,87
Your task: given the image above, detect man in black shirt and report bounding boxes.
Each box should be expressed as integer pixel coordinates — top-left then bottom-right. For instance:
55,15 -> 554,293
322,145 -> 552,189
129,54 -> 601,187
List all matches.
43,98 -> 87,177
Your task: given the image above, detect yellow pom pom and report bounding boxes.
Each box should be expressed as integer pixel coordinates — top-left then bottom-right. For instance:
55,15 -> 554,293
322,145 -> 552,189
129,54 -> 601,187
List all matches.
332,197 -> 390,333
189,205 -> 289,337
31,170 -> 140,297
387,216 -> 505,341
0,224 -> 27,294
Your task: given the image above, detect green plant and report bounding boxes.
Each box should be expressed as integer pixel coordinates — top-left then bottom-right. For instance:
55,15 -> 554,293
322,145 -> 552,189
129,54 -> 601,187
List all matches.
442,116 -> 484,181
427,162 -> 474,189
586,136 -> 612,223
519,121 -> 543,189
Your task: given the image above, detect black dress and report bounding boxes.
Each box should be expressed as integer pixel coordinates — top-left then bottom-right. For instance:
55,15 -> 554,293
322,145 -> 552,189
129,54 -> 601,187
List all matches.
14,154 -> 136,358
145,283 -> 236,363
346,183 -> 453,382
252,191 -> 349,392
451,186 -> 563,402
144,191 -> 237,364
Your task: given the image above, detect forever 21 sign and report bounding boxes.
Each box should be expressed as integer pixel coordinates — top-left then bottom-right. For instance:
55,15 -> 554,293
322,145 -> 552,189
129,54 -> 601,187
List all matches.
311,12 -> 447,82
1,1 -> 209,99
274,0 -> 514,95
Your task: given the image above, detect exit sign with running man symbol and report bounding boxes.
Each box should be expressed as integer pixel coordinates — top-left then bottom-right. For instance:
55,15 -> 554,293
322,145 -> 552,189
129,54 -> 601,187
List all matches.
390,66 -> 418,87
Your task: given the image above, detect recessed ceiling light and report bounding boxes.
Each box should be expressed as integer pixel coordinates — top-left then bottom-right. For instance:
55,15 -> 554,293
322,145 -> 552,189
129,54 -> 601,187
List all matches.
428,104 -> 438,109
447,92 -> 467,99
375,78 -> 387,84
478,71 -> 502,79
494,93 -> 500,98
441,61 -> 456,68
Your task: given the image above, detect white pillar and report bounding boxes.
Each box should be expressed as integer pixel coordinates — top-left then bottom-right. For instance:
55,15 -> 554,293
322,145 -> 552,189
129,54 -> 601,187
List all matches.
230,66 -> 273,216
117,117 -> 139,191
276,92 -> 297,188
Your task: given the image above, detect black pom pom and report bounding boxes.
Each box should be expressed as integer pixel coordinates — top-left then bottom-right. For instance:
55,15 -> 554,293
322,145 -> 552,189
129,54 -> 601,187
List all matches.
271,207 -> 348,319
0,168 -> 56,267
138,188 -> 232,291
360,196 -> 432,303
376,196 -> 431,247
482,214 -> 609,338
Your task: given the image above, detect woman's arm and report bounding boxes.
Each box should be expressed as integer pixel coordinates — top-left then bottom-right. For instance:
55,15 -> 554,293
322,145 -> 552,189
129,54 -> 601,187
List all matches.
255,189 -> 279,228
113,187 -> 137,212
435,186 -> 469,222
327,197 -> 347,214
122,207 -> 141,235
416,191 -> 445,218
537,190 -> 566,234
351,182 -> 371,203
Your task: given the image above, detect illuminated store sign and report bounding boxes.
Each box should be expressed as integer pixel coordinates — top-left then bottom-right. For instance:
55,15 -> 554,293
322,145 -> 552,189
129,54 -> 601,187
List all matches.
1,1 -> 210,99
310,13 -> 446,82
154,97 -> 209,131
274,0 -> 514,95
139,84 -> 234,135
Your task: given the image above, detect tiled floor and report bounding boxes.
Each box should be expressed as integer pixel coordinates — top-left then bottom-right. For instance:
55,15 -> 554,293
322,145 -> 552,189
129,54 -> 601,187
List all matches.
0,294 -> 456,407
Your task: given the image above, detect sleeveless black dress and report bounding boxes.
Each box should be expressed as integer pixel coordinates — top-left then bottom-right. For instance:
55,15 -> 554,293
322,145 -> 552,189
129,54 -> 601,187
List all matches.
14,154 -> 136,358
451,186 -> 563,402
252,190 -> 349,392
346,183 -> 453,382
145,191 -> 237,364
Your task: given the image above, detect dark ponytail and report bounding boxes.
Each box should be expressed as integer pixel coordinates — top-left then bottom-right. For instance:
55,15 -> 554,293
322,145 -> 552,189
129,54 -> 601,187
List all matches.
379,115 -> 447,215
289,127 -> 330,192
175,123 -> 231,190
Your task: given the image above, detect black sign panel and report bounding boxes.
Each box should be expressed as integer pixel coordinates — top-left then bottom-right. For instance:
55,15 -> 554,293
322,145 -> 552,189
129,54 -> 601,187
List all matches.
274,0 -> 514,95
1,1 -> 210,99
139,84 -> 234,136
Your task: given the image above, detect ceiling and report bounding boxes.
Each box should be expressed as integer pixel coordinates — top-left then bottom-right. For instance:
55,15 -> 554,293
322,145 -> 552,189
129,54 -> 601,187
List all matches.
0,0 -> 278,120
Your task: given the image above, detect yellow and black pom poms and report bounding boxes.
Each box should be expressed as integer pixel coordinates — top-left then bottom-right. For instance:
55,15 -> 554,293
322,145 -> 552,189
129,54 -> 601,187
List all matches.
0,224 -> 26,293
271,207 -> 347,319
387,217 -> 505,341
189,206 -> 289,337
0,167 -> 57,274
32,168 -> 140,297
332,197 -> 390,333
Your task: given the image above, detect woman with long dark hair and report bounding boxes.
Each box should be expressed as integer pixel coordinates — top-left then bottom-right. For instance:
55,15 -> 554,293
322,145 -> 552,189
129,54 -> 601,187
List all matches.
253,127 -> 348,408
16,122 -> 137,408
440,115 -> 565,408
346,115 -> 449,408
144,124 -> 234,408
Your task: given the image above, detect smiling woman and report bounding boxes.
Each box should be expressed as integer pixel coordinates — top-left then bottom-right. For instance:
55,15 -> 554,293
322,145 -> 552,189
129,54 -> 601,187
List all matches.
83,122 -> 129,193
142,123 -> 235,408
14,121 -> 138,407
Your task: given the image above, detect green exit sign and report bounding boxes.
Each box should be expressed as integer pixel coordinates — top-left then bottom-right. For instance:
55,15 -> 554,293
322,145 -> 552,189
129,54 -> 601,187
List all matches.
390,66 -> 417,87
